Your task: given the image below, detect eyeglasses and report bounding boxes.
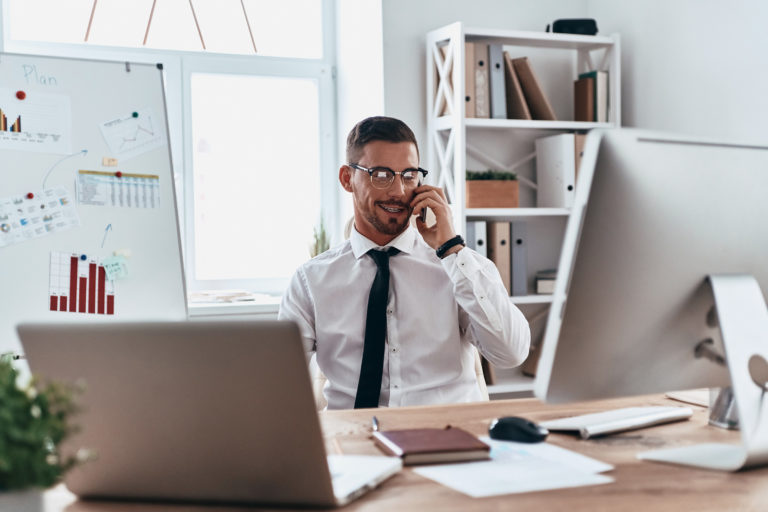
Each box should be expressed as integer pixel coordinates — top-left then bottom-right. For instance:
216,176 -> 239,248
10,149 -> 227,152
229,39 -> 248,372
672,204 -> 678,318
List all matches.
349,163 -> 428,190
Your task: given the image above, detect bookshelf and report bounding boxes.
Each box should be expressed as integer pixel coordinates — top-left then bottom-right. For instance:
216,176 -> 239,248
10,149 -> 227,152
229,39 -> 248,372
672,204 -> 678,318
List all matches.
425,22 -> 621,398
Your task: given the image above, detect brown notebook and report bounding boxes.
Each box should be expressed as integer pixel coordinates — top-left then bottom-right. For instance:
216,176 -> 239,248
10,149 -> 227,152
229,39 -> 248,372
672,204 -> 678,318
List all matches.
372,426 -> 491,465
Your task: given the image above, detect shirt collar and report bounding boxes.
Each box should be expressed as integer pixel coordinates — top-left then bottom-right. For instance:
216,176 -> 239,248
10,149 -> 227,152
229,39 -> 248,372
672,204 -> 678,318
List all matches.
350,224 -> 417,259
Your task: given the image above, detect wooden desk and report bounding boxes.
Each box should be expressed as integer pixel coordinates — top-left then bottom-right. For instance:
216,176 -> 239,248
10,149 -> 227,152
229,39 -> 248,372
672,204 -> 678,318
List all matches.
18,395 -> 768,511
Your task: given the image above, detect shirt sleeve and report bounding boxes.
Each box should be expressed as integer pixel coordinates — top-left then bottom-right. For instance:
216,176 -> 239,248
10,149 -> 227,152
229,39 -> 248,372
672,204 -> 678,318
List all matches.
441,247 -> 531,368
277,268 -> 317,362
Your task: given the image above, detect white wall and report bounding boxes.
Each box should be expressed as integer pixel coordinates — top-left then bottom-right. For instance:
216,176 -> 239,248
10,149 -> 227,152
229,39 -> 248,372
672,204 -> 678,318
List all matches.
587,0 -> 768,144
377,0 -> 768,147
379,0 -> 587,149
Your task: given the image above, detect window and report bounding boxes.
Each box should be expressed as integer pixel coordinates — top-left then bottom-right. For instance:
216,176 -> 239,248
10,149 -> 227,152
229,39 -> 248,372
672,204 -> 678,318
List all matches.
1,0 -> 338,297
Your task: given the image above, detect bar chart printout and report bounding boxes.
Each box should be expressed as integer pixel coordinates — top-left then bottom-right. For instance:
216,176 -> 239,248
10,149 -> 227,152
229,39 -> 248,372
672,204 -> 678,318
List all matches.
49,251 -> 115,314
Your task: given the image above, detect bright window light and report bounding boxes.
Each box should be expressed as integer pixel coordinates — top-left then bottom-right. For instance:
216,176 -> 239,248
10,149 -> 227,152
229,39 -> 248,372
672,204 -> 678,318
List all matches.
6,0 -> 323,57
190,73 -> 321,287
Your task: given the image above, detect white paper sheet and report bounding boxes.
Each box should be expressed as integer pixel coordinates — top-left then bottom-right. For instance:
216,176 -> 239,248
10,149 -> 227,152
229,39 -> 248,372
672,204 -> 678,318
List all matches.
412,437 -> 613,498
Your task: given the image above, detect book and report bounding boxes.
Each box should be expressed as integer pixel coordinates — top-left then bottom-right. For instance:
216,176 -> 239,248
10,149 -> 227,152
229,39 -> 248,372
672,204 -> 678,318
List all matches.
535,268 -> 557,294
578,70 -> 609,122
372,426 -> 491,465
511,57 -> 556,121
573,75 -> 594,121
488,43 -> 507,119
473,43 -> 490,118
502,51 -> 531,120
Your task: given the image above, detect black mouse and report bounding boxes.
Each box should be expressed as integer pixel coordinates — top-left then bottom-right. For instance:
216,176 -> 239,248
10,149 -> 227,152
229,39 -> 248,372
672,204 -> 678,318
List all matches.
488,416 -> 549,443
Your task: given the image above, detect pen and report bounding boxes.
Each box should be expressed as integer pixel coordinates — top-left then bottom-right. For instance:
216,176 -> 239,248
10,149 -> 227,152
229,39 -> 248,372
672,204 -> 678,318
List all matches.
372,416 -> 380,432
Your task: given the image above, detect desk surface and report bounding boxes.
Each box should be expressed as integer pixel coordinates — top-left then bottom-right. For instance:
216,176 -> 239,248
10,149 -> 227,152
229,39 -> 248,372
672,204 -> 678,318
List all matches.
16,394 -> 768,512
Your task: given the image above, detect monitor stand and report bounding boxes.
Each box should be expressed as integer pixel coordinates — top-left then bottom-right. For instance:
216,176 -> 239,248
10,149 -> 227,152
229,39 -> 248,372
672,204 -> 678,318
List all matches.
638,274 -> 768,471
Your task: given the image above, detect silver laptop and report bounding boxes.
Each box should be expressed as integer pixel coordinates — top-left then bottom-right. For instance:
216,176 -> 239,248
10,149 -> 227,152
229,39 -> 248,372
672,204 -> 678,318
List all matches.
17,319 -> 401,507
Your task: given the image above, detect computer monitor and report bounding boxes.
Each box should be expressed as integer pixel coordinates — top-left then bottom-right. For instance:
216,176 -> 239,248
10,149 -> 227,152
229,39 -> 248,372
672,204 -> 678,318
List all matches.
534,128 -> 768,470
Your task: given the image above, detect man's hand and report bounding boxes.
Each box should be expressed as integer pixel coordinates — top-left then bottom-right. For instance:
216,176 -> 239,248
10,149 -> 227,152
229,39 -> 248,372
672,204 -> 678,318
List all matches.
411,185 -> 459,251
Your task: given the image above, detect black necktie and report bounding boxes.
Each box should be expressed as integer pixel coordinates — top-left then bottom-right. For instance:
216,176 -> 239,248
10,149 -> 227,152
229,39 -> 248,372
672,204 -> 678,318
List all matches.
354,248 -> 399,409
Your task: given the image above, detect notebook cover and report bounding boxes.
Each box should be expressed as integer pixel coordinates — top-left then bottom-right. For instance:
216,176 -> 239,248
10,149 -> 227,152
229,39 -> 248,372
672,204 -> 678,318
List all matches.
372,427 -> 490,464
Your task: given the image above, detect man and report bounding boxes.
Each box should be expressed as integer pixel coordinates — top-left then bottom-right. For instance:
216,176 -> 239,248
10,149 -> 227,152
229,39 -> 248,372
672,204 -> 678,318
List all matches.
279,116 -> 530,409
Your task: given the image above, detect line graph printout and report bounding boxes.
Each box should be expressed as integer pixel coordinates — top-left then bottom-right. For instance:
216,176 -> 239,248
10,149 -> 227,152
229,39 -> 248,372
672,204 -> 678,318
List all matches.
0,88 -> 72,154
49,251 -> 116,315
99,107 -> 167,160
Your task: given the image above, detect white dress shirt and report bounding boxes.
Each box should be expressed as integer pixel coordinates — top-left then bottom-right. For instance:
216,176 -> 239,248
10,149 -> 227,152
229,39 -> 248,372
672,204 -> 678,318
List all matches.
278,225 -> 530,409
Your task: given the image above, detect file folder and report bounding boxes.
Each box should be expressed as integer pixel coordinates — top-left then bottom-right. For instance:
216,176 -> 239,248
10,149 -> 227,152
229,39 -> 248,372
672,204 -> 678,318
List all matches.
488,44 -> 507,119
487,221 -> 511,294
510,221 -> 528,296
535,133 -> 577,208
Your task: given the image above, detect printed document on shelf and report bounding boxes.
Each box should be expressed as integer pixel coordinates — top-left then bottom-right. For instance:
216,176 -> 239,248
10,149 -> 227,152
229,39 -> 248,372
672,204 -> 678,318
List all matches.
412,437 -> 613,498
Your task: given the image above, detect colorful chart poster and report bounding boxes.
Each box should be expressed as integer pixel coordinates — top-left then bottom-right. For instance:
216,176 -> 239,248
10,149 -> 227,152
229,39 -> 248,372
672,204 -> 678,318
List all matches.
49,251 -> 115,315
0,88 -> 72,154
99,107 -> 167,160
77,170 -> 160,208
0,188 -> 80,248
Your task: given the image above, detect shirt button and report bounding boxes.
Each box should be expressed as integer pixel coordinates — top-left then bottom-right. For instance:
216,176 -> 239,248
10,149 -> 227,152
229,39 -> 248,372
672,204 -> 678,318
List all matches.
387,309 -> 393,315
391,347 -> 398,353
394,384 -> 399,389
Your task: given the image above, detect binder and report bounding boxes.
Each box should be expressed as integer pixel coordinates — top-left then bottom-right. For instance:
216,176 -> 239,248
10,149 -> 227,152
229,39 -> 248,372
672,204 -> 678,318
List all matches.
473,43 -> 490,118
464,42 -> 476,117
466,220 -> 487,257
510,221 -> 528,296
574,133 -> 588,181
511,57 -> 556,121
488,44 -> 507,119
502,51 -> 531,120
487,222 -> 511,294
535,133 -> 577,208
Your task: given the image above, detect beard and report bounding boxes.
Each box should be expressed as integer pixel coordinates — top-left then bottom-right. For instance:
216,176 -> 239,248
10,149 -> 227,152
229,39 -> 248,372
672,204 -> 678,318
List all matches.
364,202 -> 413,236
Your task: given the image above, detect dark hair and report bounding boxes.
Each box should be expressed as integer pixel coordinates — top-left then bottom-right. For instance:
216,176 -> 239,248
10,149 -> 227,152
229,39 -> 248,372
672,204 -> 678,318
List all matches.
345,116 -> 419,164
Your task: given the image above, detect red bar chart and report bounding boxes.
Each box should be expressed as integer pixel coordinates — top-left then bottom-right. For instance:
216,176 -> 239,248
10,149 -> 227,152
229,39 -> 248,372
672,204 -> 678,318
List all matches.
49,251 -> 115,315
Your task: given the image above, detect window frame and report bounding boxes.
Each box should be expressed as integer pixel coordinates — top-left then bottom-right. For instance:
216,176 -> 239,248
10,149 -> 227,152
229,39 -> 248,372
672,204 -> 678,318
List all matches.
0,0 -> 339,297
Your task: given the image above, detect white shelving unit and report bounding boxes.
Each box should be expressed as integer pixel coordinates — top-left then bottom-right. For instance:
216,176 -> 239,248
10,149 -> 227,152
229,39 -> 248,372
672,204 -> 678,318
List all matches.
425,22 -> 620,398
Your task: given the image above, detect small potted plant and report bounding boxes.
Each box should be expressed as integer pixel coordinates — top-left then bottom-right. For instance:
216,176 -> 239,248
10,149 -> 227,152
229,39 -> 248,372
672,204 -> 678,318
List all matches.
0,354 -> 80,498
309,218 -> 330,258
466,170 -> 519,208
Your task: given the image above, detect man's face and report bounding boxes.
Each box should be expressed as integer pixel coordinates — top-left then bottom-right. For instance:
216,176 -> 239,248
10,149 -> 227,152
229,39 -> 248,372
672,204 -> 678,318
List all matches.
340,140 -> 420,244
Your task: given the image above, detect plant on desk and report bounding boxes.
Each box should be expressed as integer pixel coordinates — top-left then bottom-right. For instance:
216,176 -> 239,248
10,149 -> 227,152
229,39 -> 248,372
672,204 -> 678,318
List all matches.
0,354 -> 81,492
466,170 -> 519,208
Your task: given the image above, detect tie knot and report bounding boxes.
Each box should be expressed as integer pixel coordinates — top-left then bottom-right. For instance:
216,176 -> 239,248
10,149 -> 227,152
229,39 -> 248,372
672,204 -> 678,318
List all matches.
367,248 -> 399,268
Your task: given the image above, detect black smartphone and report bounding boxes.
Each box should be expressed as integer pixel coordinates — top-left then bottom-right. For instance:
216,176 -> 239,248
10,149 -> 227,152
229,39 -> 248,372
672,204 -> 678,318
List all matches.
419,207 -> 427,222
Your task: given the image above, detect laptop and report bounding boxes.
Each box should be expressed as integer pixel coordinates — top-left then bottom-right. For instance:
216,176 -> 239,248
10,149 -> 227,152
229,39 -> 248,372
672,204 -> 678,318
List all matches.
17,319 -> 401,507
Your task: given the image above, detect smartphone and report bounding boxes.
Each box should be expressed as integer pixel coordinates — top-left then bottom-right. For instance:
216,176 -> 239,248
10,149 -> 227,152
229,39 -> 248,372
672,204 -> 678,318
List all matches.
419,207 -> 427,222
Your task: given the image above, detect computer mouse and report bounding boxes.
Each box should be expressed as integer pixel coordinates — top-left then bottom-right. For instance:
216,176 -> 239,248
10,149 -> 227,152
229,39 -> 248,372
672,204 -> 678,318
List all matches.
488,416 -> 549,443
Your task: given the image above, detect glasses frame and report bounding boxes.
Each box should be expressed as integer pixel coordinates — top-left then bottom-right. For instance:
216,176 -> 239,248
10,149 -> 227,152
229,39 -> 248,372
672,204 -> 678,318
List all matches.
348,163 -> 429,189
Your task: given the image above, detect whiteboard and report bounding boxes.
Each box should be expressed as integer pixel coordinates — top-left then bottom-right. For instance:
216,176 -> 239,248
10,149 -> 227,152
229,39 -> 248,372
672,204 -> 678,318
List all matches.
0,53 -> 186,356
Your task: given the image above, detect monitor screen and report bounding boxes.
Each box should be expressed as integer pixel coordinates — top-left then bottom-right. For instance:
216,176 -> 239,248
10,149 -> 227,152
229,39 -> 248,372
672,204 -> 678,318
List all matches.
535,128 -> 768,403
